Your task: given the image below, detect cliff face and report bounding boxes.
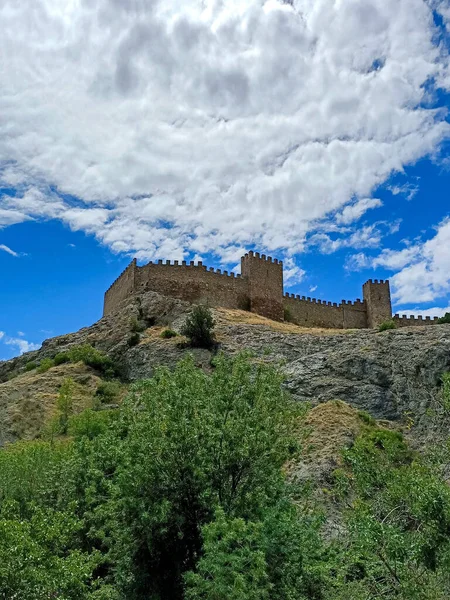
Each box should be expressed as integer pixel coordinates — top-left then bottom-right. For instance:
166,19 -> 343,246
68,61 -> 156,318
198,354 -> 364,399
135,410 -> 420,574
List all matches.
1,290 -> 449,444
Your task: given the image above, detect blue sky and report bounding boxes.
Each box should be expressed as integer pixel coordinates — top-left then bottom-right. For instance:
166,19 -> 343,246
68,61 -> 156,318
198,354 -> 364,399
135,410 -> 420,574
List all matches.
1,0 -> 450,359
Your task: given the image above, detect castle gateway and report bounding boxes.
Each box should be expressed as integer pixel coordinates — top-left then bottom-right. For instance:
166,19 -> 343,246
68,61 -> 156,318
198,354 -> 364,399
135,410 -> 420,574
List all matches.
103,251 -> 439,329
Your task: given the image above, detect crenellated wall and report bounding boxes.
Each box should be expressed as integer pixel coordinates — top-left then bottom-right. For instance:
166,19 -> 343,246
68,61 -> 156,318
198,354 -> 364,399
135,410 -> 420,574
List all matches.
102,251 -> 440,329
135,260 -> 249,311
283,295 -> 367,329
393,314 -> 440,327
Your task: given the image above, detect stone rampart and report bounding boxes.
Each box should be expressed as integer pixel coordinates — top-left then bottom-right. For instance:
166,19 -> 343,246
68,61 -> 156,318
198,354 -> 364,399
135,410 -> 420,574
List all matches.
104,259 -> 137,316
136,261 -> 249,311
393,314 -> 440,327
283,295 -> 367,329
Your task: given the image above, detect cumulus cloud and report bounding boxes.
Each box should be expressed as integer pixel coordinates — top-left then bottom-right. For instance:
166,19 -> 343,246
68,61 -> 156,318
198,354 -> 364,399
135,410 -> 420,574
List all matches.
0,0 -> 449,264
4,336 -> 41,356
347,218 -> 450,305
394,305 -> 450,318
0,244 -> 19,257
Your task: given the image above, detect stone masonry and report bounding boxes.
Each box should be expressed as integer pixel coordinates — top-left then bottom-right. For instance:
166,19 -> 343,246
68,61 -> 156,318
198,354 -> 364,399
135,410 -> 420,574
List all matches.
103,251 -> 439,329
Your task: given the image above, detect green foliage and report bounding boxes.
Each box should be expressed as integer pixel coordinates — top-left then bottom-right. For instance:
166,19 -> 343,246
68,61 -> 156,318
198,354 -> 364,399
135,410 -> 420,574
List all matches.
357,409 -> 376,426
331,427 -> 450,598
54,351 -> 70,365
68,344 -> 118,378
2,353 -> 450,600
438,312 -> 450,324
378,319 -> 397,332
185,508 -> 271,600
95,380 -> 121,403
68,409 -> 115,440
0,501 -> 100,600
181,305 -> 216,348
37,357 -> 55,373
25,361 -> 37,372
127,332 -> 141,347
57,377 -> 74,434
161,328 -> 177,339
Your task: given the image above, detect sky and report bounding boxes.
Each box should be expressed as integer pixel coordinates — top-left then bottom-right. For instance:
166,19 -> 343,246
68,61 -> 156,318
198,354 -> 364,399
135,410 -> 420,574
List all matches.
1,0 -> 450,360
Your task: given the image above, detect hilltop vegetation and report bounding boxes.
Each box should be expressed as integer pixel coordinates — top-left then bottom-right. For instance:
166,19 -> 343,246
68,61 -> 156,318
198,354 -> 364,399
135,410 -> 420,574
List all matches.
1,352 -> 450,599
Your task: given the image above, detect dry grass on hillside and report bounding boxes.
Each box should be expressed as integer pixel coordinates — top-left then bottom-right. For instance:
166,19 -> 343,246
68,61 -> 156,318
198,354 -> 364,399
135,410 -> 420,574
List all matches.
215,307 -> 353,336
0,362 -> 104,442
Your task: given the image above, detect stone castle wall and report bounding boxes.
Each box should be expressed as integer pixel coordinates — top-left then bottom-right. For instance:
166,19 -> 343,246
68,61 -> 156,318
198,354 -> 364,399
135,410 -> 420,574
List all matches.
283,295 -> 367,329
136,261 -> 250,310
394,314 -> 440,327
103,251 -> 440,329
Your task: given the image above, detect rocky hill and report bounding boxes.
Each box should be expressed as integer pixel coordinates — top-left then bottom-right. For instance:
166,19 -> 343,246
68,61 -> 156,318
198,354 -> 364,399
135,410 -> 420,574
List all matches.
1,290 -> 449,445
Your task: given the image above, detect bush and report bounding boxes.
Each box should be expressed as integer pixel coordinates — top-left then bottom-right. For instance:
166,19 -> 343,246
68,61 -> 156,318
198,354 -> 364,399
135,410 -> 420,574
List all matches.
95,381 -> 121,403
68,344 -> 117,378
54,352 -> 70,366
378,319 -> 396,332
127,333 -> 140,347
25,361 -> 37,372
37,358 -> 55,373
161,328 -> 177,339
180,306 -> 215,349
438,312 -> 450,324
68,409 -> 115,440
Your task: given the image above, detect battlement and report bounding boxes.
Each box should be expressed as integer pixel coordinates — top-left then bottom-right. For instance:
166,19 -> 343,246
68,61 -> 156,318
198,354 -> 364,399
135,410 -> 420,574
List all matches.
245,250 -> 282,266
102,251 -> 441,330
393,314 -> 440,327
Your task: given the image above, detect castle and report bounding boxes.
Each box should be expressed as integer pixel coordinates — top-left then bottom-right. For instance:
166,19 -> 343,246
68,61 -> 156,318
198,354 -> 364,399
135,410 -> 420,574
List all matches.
103,251 -> 440,329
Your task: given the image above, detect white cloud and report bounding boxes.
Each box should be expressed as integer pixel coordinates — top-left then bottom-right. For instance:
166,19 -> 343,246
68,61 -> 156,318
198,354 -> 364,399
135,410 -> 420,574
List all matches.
4,336 -> 41,356
283,257 -> 306,287
0,244 -> 19,257
0,0 -> 448,265
394,305 -> 450,318
336,198 -> 383,225
309,285 -> 317,292
0,332 -> 4,341
348,217 -> 450,304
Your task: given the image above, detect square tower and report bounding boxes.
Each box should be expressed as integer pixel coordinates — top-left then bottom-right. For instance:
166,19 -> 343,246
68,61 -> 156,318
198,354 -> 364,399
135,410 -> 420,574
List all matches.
363,279 -> 392,328
241,251 -> 284,321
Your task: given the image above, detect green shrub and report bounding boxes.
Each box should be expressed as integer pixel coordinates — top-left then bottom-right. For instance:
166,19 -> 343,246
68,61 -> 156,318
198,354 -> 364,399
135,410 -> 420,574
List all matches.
161,328 -> 177,339
37,358 -> 55,373
68,344 -> 117,378
53,352 -> 70,366
180,305 -> 215,349
25,361 -> 37,372
438,312 -> 450,324
357,409 -> 376,426
127,333 -> 140,347
95,380 -> 121,403
378,319 -> 396,332
68,409 -> 115,440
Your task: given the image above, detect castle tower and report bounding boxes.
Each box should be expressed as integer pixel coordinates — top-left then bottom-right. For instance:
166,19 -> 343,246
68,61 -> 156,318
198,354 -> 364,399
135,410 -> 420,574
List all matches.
362,279 -> 392,328
241,251 -> 284,321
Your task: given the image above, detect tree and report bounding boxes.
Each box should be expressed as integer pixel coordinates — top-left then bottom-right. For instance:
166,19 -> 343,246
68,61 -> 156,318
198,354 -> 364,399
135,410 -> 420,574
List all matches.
181,305 -> 216,348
